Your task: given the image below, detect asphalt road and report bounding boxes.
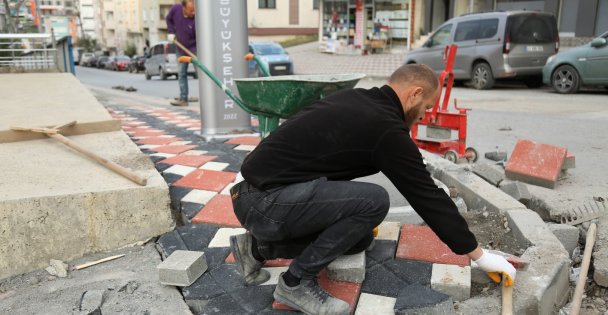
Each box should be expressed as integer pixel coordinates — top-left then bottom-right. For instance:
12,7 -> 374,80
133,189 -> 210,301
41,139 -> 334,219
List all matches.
77,65 -> 608,202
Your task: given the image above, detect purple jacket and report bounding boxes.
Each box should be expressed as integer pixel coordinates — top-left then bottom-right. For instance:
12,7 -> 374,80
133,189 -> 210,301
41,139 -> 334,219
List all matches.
166,4 -> 196,55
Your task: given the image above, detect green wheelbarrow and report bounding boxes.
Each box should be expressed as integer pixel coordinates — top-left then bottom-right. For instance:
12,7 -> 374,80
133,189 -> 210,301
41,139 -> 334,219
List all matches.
174,41 -> 365,138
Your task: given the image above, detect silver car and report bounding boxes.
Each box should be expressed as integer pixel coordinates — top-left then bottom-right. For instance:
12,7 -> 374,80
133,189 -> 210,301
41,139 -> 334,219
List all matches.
144,41 -> 196,80
404,11 -> 558,89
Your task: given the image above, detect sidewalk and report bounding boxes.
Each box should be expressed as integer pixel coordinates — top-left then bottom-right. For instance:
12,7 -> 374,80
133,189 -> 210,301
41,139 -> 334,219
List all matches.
287,42 -> 405,79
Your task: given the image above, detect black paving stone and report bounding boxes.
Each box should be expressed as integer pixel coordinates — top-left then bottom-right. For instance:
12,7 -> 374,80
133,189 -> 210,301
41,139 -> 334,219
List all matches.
394,283 -> 451,312
209,263 -> 246,293
365,240 -> 396,268
177,223 -> 219,251
163,173 -> 182,185
151,155 -> 168,164
361,264 -> 408,298
154,162 -> 172,173
156,230 -> 187,258
259,309 -> 302,315
169,185 -> 191,211
229,285 -> 276,314
383,259 -> 432,286
181,202 -> 204,222
202,247 -> 231,270
211,152 -> 248,173
196,292 -> 248,315
181,272 -> 226,301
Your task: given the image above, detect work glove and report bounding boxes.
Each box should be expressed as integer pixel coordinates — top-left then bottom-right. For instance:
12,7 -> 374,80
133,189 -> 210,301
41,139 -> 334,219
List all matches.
168,34 -> 175,43
473,249 -> 517,286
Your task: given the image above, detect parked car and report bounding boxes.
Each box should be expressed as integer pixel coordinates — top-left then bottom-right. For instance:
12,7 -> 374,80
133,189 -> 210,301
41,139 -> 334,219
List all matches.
248,41 -> 293,77
108,55 -> 130,71
404,11 -> 559,90
81,52 -> 95,66
543,31 -> 608,94
129,55 -> 146,73
144,41 -> 196,80
86,55 -> 99,67
96,56 -> 110,69
73,48 -> 80,65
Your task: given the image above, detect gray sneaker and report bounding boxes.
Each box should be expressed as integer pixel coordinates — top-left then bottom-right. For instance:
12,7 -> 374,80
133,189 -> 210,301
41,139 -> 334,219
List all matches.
229,233 -> 270,286
170,99 -> 188,106
274,273 -> 350,315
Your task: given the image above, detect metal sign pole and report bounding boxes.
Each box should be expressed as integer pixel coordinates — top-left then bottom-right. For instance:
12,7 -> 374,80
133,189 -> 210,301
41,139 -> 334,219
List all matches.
195,0 -> 252,140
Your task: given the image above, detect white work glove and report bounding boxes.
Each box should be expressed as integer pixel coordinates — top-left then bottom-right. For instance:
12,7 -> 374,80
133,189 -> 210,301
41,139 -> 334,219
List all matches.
473,249 -> 517,287
168,34 -> 175,43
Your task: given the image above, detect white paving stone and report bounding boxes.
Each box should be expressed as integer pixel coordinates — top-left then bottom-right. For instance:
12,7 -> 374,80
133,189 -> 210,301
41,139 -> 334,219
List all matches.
221,183 -> 236,195
327,252 -> 366,283
181,189 -> 217,205
376,221 -> 401,241
200,162 -> 229,171
354,293 -> 396,315
163,165 -> 197,176
431,264 -> 471,301
234,145 -> 256,151
159,135 -> 177,138
208,228 -> 247,248
182,150 -> 208,156
150,153 -> 176,159
260,267 -> 289,286
168,141 -> 192,146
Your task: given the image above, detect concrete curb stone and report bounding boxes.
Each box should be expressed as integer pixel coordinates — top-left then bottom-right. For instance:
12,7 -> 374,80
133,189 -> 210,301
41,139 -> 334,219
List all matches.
157,250 -> 207,287
547,223 -> 580,257
471,163 -> 505,186
593,215 -> 608,287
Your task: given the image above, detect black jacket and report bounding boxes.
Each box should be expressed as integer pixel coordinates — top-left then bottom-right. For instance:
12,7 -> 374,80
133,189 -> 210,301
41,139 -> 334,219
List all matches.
241,85 -> 477,254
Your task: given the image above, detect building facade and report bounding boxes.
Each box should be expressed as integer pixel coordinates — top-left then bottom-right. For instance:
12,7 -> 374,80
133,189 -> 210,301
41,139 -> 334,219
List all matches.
142,0 -> 173,49
248,0 -> 321,41
79,0 -> 95,39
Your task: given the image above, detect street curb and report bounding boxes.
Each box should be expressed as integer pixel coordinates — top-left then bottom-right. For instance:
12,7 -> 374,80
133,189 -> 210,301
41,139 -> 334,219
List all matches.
420,150 -> 571,315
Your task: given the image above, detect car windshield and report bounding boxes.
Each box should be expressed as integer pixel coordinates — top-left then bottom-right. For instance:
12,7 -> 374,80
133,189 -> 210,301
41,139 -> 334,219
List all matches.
116,56 -> 130,61
253,44 -> 285,55
507,14 -> 557,44
167,44 -> 176,54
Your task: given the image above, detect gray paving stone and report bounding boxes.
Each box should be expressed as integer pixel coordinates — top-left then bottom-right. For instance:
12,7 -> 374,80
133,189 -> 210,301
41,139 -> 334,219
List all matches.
178,224 -> 219,251
182,272 -> 226,302
365,240 -> 397,268
383,259 -> 433,286
157,250 -> 207,287
394,283 -> 455,315
361,264 -> 408,298
472,163 -> 505,186
202,247 -> 231,270
229,285 -> 276,314
181,202 -> 204,222
80,289 -> 107,313
327,252 -> 366,283
156,230 -> 188,259
499,180 -> 531,204
162,172 -> 183,185
547,223 -> 580,257
209,263 -> 246,293
197,292 -> 248,315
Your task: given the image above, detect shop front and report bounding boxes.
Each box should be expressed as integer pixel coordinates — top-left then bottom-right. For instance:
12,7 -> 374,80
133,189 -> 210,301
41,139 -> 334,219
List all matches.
319,0 -> 412,54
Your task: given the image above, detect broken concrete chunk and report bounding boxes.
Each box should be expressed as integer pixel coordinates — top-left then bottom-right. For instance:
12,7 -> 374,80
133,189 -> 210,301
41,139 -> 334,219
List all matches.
327,252 -> 366,283
118,280 -> 140,294
472,163 -> 505,186
500,181 -> 531,204
80,289 -> 107,313
157,250 -> 207,287
49,259 -> 68,278
484,151 -> 508,162
548,223 -> 580,257
593,216 -> 608,287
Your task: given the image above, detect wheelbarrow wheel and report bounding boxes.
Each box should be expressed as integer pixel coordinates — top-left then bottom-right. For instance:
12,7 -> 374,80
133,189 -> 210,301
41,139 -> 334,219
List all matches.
465,147 -> 479,163
444,150 -> 458,163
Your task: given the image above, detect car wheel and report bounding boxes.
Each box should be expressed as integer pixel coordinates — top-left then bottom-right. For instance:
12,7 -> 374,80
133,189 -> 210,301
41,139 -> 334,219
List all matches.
551,65 -> 580,94
160,68 -> 167,80
524,76 -> 543,88
471,62 -> 494,90
145,70 -> 151,80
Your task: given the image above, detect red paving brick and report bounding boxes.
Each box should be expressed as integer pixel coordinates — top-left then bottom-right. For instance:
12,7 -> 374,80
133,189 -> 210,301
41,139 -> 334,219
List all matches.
272,270 -> 361,314
192,195 -> 241,227
159,155 -> 217,167
136,136 -> 183,145
225,253 -> 292,267
396,224 -> 469,266
150,145 -> 198,154
505,139 -> 567,189
225,136 -> 261,146
173,169 -> 236,192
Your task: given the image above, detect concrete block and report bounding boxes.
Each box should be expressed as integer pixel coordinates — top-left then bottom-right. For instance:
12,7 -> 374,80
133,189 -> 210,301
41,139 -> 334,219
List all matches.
548,223 -> 580,256
431,264 -> 471,301
355,293 -> 396,315
593,215 -> 608,287
385,206 -> 425,225
500,181 -> 532,204
472,163 -> 505,186
208,228 -> 247,248
327,251 -> 366,283
157,250 -> 207,287
376,221 -> 401,241
505,139 -> 567,189
394,283 -> 455,315
452,197 -> 467,214
426,126 -> 451,139
484,151 -> 508,162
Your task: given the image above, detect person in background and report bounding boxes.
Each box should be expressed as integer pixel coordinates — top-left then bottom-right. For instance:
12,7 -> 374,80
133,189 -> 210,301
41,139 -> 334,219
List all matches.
166,0 -> 197,107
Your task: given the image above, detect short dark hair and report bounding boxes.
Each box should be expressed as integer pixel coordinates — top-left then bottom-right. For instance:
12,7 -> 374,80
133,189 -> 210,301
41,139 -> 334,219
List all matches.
388,64 -> 439,95
181,0 -> 191,5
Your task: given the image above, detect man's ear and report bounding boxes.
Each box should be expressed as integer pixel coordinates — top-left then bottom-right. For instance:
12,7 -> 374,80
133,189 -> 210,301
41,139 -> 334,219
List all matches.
412,86 -> 424,99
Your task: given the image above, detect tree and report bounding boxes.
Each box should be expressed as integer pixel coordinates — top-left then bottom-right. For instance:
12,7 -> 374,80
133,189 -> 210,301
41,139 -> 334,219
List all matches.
76,36 -> 100,52
2,0 -> 27,33
124,42 -> 137,57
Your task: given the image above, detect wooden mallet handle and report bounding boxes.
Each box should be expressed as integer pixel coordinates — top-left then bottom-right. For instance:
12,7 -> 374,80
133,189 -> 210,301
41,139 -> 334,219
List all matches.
502,281 -> 514,315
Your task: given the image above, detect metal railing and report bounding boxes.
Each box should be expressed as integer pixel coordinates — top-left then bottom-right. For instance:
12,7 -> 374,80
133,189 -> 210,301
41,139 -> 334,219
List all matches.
0,33 -> 60,71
